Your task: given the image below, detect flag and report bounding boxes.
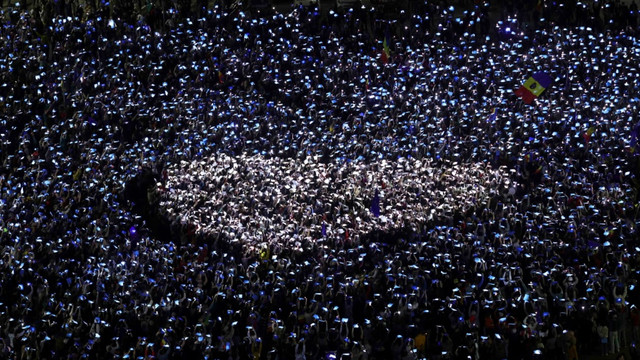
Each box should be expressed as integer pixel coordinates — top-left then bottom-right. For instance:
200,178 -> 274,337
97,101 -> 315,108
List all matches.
487,108 -> 498,123
583,126 -> 595,143
630,122 -> 640,153
259,247 -> 269,261
381,32 -> 391,64
515,72 -> 552,104
370,189 -> 380,217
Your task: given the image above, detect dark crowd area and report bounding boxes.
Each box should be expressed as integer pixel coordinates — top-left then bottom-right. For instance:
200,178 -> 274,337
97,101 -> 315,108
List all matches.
1,0 -> 640,359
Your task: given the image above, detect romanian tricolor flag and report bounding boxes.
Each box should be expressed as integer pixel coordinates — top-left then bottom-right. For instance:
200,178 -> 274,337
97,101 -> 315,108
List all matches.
514,72 -> 552,104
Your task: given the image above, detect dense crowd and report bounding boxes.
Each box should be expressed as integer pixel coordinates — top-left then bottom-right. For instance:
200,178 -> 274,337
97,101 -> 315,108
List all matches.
1,0 -> 640,359
161,154 -> 514,255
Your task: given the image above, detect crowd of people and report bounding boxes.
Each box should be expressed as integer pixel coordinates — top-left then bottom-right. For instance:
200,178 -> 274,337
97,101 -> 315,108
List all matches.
160,154 -> 513,253
1,0 -> 640,359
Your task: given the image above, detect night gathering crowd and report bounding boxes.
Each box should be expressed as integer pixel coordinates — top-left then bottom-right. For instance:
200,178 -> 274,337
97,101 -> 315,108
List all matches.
2,0 -> 640,359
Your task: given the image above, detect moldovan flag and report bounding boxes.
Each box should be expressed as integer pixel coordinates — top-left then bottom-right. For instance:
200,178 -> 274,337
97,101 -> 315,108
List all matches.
515,72 -> 552,104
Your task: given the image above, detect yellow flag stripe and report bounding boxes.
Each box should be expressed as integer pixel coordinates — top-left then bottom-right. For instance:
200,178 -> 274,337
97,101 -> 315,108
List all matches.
523,77 -> 546,97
